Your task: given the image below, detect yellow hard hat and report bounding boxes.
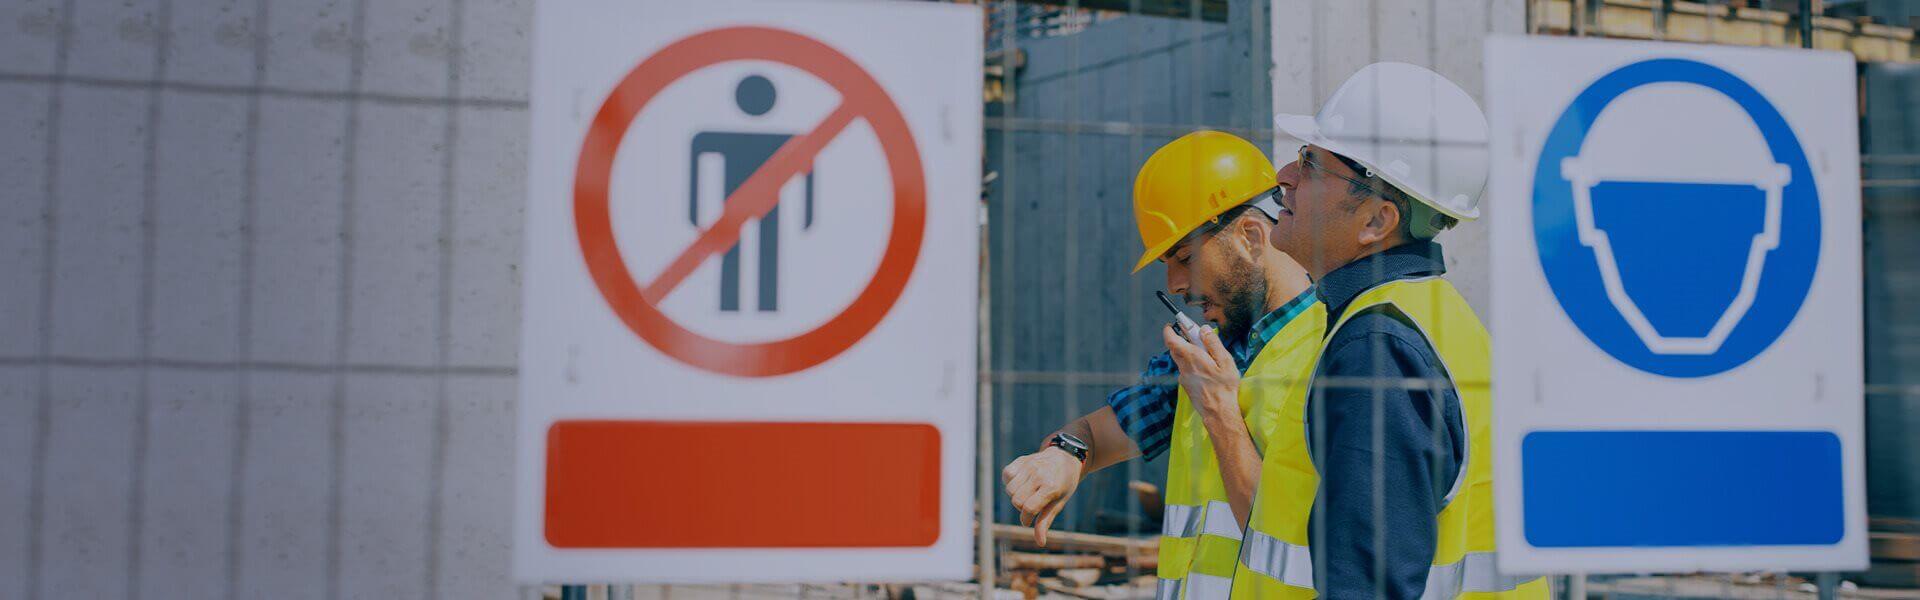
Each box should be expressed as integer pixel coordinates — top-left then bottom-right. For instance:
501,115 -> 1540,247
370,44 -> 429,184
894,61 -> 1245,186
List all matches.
1130,130 -> 1278,273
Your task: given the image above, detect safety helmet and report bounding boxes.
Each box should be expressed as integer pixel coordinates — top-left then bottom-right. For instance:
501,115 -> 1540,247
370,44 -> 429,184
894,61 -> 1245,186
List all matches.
1273,62 -> 1489,221
1131,130 -> 1278,273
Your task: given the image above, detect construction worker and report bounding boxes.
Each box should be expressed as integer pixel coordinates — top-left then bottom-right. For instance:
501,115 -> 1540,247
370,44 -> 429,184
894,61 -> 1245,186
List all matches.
1000,131 -> 1324,599
1217,63 -> 1550,598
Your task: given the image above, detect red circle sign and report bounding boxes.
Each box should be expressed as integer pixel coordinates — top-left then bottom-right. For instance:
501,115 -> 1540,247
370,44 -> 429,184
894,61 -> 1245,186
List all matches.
574,26 -> 927,378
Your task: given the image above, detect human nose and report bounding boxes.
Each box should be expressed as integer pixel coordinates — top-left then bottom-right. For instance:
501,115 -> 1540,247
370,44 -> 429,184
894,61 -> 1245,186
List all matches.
1275,160 -> 1303,190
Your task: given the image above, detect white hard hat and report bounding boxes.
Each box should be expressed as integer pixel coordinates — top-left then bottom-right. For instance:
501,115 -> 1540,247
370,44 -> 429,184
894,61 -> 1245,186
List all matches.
1274,62 -> 1490,220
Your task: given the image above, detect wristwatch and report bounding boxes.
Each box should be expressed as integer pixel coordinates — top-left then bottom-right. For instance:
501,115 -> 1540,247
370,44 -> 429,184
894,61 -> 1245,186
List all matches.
1047,432 -> 1090,463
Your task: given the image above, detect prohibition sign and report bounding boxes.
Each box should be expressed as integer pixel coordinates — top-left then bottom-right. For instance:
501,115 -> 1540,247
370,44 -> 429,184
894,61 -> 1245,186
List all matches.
574,26 -> 927,378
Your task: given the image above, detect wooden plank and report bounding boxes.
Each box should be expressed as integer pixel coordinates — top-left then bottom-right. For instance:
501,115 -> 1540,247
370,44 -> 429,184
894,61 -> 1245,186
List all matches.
990,523 -> 1158,556
1874,516 -> 1920,534
1871,532 -> 1920,561
1004,551 -> 1108,571
1599,4 -> 1658,40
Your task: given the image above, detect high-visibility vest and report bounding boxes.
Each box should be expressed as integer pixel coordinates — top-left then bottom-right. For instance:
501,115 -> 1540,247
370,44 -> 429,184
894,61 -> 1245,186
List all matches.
1158,302 -> 1325,600
1230,277 -> 1548,599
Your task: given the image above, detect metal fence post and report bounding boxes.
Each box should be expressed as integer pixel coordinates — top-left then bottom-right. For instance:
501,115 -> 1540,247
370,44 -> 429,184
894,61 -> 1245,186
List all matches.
1801,0 -> 1816,50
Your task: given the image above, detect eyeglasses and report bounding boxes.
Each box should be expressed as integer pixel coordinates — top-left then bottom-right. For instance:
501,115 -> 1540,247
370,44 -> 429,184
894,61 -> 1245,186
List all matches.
1297,146 -> 1385,199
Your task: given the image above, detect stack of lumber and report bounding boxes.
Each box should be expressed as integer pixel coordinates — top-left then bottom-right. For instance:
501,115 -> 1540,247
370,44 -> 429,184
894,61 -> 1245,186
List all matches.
1867,518 -> 1920,589
990,524 -> 1158,600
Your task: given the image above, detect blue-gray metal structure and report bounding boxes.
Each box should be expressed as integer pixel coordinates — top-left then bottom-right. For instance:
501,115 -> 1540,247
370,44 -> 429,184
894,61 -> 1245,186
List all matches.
984,2 -> 1272,536
1863,62 -> 1920,524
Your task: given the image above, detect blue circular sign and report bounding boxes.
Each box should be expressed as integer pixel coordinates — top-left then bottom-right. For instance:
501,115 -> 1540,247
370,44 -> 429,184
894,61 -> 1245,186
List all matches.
1533,58 -> 1820,378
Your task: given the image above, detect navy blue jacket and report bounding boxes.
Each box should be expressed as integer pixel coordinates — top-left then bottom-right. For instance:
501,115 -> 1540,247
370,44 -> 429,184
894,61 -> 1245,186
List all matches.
1308,241 -> 1468,600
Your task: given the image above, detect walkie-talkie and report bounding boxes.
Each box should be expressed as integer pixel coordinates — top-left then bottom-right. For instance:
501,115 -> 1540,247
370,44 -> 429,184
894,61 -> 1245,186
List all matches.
1155,291 -> 1205,346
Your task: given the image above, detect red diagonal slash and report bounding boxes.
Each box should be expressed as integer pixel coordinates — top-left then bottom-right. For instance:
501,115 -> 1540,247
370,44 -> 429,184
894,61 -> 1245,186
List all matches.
641,102 -> 860,304
573,25 -> 926,377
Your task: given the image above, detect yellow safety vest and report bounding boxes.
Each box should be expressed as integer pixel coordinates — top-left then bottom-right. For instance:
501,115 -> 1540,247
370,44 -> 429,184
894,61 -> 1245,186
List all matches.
1159,302 -> 1325,600
1230,277 -> 1548,599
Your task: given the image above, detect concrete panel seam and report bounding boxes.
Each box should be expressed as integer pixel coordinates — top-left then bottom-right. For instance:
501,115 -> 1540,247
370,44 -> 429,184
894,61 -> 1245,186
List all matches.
327,0 -> 373,596
27,0 -> 79,596
425,0 -> 465,595
0,71 -> 528,109
224,0 -> 269,594
0,356 -> 516,377
125,0 -> 175,596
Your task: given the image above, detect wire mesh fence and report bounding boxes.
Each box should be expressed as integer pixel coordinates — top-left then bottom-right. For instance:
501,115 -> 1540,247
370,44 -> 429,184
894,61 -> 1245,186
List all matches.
1,0 -> 1917,598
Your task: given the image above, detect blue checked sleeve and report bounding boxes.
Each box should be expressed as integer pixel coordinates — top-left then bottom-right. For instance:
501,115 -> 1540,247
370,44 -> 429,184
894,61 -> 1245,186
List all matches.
1104,351 -> 1180,463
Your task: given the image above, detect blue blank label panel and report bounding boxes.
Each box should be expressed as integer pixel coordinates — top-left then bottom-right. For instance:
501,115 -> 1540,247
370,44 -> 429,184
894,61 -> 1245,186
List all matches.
1522,431 -> 1844,547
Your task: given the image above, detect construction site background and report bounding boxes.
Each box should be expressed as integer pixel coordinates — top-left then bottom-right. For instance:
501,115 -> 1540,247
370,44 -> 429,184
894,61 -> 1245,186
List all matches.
1,0 -> 1918,598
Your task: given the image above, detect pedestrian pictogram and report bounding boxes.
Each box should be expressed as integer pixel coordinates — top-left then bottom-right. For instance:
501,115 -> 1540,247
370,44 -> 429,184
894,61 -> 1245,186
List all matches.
516,0 -> 981,584
689,74 -> 817,313
573,25 -> 927,379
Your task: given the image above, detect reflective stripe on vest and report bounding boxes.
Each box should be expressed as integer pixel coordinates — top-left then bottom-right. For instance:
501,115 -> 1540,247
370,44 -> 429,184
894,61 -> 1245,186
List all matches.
1163,500 -> 1243,541
1155,578 -> 1180,600
1241,540 -> 1530,599
1156,573 -> 1234,600
1162,503 -> 1202,538
1425,553 -> 1538,597
1244,538 -> 1528,600
1238,530 -> 1314,589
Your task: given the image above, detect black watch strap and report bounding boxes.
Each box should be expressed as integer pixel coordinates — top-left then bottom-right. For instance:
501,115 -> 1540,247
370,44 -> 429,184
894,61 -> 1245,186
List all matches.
1048,432 -> 1089,463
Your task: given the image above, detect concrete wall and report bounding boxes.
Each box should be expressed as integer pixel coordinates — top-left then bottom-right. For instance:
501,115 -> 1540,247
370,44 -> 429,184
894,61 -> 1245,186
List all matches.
0,0 -> 1527,595
0,0 -> 532,596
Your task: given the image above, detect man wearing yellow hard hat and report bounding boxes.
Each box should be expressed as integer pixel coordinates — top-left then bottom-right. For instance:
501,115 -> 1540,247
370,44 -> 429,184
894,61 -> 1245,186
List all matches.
1000,130 -> 1323,599
1201,63 -> 1549,599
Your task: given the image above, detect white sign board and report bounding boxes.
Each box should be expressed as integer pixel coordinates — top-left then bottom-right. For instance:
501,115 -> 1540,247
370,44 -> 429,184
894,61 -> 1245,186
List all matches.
1487,36 -> 1866,574
514,0 -> 981,583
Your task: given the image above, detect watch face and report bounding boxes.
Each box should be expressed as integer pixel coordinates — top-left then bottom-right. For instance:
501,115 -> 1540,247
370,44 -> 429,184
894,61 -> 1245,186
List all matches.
1056,433 -> 1088,452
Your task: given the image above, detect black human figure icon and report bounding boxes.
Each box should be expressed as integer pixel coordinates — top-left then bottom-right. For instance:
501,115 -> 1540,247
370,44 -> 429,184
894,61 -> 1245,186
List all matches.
688,74 -> 815,313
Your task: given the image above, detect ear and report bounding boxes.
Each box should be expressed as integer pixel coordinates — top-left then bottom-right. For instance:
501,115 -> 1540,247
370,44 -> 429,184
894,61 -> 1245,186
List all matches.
1231,215 -> 1268,258
1357,199 -> 1401,247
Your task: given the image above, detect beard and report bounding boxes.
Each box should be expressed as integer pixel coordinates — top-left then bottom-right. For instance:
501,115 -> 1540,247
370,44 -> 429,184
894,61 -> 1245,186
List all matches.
1214,251 -> 1268,350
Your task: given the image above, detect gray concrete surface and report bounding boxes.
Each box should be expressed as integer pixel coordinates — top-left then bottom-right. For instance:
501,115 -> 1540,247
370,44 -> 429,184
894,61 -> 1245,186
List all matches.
0,0 -> 1521,597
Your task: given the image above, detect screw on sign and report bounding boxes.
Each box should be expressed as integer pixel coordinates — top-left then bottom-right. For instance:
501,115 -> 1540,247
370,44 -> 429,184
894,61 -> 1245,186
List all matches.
573,26 -> 927,378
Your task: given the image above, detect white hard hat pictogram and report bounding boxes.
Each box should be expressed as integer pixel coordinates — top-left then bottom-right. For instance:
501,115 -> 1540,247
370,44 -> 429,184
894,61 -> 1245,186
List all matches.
1559,84 -> 1791,356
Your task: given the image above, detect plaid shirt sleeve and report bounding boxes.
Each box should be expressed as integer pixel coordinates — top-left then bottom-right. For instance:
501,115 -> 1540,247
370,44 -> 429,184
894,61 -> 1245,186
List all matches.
1104,351 -> 1180,462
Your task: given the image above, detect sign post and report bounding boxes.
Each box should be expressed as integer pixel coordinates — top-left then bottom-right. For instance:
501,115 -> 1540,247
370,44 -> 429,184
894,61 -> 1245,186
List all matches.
1487,36 -> 1867,574
515,0 -> 982,583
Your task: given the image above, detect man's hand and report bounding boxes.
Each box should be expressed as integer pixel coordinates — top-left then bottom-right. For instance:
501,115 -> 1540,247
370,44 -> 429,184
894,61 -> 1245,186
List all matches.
1163,324 -> 1240,418
1164,323 -> 1260,527
1001,446 -> 1082,547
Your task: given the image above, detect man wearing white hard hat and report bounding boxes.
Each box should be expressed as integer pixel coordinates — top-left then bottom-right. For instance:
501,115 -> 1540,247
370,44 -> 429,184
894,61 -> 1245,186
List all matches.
1220,63 -> 1549,598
